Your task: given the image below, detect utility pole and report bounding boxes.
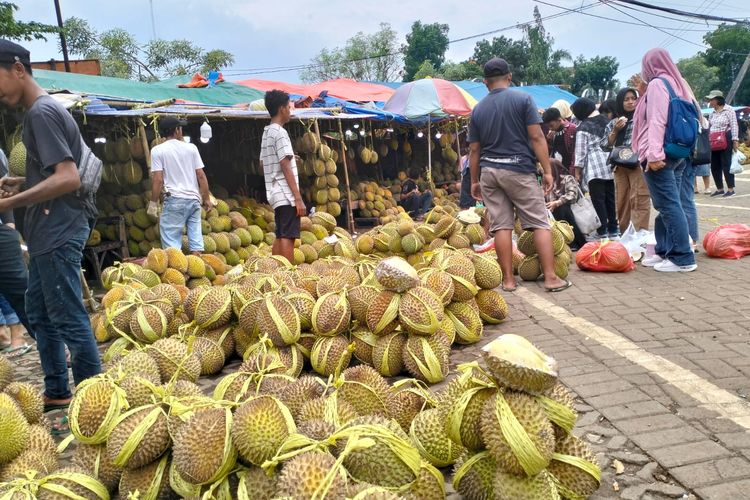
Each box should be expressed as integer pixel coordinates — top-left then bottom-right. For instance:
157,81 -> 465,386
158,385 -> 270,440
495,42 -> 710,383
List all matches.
53,0 -> 71,73
726,51 -> 750,105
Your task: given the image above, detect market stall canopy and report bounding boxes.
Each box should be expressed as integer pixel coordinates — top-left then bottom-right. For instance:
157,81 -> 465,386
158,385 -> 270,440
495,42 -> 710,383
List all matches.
383,78 -> 477,119
33,69 -> 264,106
374,80 -> 579,110
235,78 -> 395,103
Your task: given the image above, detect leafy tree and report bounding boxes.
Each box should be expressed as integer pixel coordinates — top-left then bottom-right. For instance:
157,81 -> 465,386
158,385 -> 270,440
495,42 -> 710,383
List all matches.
702,24 -> 750,104
301,23 -> 401,83
523,7 -> 571,85
413,60 -> 437,80
677,55 -> 720,101
570,55 -> 619,94
62,17 -> 233,81
0,2 -> 57,41
471,36 -> 530,83
439,60 -> 482,81
402,21 -> 449,82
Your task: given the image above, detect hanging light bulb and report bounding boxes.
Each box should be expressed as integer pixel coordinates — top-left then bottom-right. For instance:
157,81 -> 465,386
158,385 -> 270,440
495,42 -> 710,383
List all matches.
386,127 -> 394,133
345,129 -> 353,136
95,137 -> 107,144
353,123 -> 360,129
417,131 -> 424,138
200,121 -> 212,143
435,132 -> 442,139
359,129 -> 365,136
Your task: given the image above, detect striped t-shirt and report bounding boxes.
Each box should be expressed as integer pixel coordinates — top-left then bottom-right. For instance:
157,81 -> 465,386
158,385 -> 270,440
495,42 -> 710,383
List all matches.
260,123 -> 298,209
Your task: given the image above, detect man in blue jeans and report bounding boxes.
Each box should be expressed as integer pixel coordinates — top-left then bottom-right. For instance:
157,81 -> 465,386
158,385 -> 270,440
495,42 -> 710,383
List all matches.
148,117 -> 213,253
0,39 -> 101,408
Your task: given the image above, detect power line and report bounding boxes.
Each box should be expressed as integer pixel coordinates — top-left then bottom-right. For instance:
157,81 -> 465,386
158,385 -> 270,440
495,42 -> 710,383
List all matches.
611,0 -> 749,24
221,2 -> 604,77
534,0 -> 718,31
661,0 -> 721,49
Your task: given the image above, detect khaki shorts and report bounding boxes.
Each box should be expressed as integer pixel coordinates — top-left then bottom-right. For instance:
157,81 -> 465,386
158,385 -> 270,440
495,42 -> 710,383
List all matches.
480,167 -> 549,233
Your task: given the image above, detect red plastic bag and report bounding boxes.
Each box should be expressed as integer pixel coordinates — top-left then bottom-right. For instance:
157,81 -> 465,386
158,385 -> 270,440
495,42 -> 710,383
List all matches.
703,224 -> 750,259
576,240 -> 635,272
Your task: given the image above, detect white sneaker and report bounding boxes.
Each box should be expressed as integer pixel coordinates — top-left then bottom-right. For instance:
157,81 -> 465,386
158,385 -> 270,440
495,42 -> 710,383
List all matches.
641,254 -> 664,267
654,259 -> 697,273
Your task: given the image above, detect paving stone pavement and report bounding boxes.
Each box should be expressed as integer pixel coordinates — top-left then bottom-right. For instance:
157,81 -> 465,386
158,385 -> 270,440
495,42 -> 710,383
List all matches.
4,169 -> 750,499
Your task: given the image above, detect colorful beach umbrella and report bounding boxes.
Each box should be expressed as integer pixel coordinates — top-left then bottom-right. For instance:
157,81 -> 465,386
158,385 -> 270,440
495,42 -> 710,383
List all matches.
383,78 -> 477,119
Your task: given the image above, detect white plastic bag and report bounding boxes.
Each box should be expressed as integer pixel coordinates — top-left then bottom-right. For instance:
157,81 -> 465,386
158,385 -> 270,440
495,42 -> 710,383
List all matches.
619,222 -> 652,261
730,151 -> 745,175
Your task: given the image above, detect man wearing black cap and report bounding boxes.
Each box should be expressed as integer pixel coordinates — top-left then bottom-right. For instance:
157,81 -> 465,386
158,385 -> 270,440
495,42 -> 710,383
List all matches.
149,116 -> 213,254
0,39 -> 101,408
468,57 -> 572,292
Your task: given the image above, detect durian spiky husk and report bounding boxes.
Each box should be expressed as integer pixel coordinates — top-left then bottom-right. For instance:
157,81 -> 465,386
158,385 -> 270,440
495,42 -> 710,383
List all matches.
482,334 -> 558,394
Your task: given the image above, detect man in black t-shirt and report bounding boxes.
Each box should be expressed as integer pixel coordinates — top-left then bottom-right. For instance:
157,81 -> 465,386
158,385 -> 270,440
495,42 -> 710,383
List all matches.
0,39 -> 101,409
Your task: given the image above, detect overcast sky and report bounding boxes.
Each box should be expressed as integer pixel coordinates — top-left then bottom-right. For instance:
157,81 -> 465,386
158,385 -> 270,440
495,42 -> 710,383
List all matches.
17,0 -> 745,87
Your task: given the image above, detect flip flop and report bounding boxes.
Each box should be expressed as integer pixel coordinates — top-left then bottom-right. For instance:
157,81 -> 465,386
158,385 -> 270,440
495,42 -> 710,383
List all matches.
3,344 -> 34,358
501,284 -> 518,292
545,279 -> 573,293
0,343 -> 11,352
50,415 -> 69,437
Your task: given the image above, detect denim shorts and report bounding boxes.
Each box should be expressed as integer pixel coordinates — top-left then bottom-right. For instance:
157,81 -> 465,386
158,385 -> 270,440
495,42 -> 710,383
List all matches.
0,294 -> 20,326
160,196 -> 204,251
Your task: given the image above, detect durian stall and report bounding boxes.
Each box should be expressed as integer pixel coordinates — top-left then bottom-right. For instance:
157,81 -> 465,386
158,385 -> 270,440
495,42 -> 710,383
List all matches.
0,73 -> 602,500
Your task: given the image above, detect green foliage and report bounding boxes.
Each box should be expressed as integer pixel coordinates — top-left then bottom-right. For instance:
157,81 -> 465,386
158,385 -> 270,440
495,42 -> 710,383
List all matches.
571,55 -> 619,94
413,60 -> 437,80
62,16 -> 233,81
702,24 -> 750,104
439,61 -> 483,81
301,23 -> 401,83
523,7 -> 571,85
0,2 -> 57,42
471,36 -> 530,83
677,55 -> 720,101
402,21 -> 450,82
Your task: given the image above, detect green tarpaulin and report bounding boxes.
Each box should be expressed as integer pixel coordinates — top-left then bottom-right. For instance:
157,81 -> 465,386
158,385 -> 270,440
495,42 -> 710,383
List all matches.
33,70 -> 264,106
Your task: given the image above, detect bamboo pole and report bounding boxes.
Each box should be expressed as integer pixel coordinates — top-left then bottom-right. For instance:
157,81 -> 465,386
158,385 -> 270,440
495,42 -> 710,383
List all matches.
337,119 -> 356,234
426,118 -> 435,191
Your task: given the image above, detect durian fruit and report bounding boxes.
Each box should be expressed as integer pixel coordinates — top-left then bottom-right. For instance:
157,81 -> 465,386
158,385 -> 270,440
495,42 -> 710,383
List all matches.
277,451 -> 348,499
311,291 -> 351,337
347,285 -> 380,324
540,381 -> 578,440
475,289 -> 509,324
402,335 -> 449,384
445,301 -> 483,345
256,295 -> 301,346
472,253 -> 502,290
0,448 -> 57,481
404,461 -> 446,500
547,434 -> 600,499
231,395 -> 296,466
495,469 -> 561,500
517,231 -> 537,256
338,415 -> 420,488
107,404 -> 171,470
69,377 -> 126,445
365,290 -> 401,336
311,336 -> 354,377
173,407 -> 237,485
193,287 -> 233,330
389,384 -> 430,433
409,408 -> 464,467
145,248 -> 168,274
439,372 -> 495,452
350,326 -> 378,366
3,381 -> 43,424
374,256 -> 420,292
118,453 -> 172,500
419,268 -> 455,306
278,375 -> 326,419
146,338 -> 202,383
336,365 -> 393,418
72,443 -> 122,492
372,331 -> 407,377
482,334 -> 558,394
480,391 -> 556,477
36,466 -> 110,500
453,451 -> 497,500
297,396 -> 358,427
129,303 -> 171,343
519,255 -> 542,281
398,286 -> 444,336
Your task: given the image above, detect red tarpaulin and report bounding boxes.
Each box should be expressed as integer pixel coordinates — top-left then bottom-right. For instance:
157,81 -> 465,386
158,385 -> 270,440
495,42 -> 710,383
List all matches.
235,78 -> 395,103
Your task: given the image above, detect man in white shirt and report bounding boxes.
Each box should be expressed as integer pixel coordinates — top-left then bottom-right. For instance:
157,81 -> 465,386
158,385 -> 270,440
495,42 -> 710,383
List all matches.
148,117 -> 212,254
260,90 -> 306,263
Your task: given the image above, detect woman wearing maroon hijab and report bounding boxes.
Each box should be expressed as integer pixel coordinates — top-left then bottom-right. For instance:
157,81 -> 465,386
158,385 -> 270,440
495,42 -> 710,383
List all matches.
632,48 -> 699,272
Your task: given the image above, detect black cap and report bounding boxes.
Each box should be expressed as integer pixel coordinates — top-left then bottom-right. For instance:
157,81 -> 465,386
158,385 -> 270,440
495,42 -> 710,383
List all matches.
158,116 -> 188,132
483,57 -> 510,78
0,39 -> 31,66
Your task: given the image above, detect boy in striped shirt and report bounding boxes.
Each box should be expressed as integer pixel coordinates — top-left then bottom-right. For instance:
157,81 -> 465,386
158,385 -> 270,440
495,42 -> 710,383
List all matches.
260,90 -> 306,263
